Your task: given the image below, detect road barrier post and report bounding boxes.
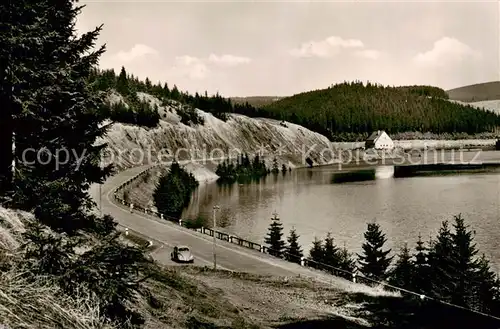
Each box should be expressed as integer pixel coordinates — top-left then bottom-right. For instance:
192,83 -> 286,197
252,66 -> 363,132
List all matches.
352,272 -> 357,283
160,214 -> 164,220
300,257 -> 305,266
179,219 -> 182,226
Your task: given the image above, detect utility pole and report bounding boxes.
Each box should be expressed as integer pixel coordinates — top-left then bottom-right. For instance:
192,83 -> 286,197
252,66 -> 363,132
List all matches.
213,205 -> 220,270
99,183 -> 102,216
98,156 -> 102,216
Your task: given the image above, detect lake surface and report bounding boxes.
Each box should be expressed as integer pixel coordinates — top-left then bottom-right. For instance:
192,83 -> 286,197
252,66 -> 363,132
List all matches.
183,150 -> 500,271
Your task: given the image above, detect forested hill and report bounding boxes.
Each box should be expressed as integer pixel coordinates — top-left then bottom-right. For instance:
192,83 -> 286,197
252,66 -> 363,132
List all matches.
90,68 -> 500,142
261,82 -> 500,141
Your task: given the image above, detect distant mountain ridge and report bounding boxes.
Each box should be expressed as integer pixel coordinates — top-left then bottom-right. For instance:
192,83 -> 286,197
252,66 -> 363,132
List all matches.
446,81 -> 500,102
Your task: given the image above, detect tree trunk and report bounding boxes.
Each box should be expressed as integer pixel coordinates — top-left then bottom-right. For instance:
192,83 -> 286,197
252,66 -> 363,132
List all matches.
0,93 -> 13,196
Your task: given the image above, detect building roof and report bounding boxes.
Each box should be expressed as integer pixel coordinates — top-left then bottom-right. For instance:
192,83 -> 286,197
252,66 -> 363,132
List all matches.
366,130 -> 383,142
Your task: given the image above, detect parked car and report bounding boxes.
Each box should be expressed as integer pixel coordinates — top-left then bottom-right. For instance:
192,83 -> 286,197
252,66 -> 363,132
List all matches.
171,245 -> 194,263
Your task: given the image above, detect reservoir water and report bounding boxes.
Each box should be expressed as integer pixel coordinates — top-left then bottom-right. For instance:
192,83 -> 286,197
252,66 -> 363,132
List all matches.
183,150 -> 500,271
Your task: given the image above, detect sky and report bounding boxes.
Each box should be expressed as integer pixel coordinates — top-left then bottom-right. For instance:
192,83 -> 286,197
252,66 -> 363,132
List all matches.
77,1 -> 500,97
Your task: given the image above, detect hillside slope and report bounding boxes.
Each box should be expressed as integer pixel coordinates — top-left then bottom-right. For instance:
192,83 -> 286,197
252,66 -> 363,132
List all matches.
447,81 -> 500,102
98,91 -> 337,172
449,99 -> 500,115
0,205 -> 398,329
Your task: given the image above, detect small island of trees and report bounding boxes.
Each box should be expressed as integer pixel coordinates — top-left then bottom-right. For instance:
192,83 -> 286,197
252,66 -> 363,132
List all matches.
215,154 -> 270,183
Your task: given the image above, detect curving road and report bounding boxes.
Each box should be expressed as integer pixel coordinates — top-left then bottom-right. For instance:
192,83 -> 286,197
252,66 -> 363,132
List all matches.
89,164 -> 397,295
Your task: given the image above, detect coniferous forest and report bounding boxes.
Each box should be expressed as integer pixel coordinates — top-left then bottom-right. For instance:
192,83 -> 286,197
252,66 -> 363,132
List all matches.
153,162 -> 198,218
262,82 -> 500,141
89,69 -> 500,142
264,214 -> 500,327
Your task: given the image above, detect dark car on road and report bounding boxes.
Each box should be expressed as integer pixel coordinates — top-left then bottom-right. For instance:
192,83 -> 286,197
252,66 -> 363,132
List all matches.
171,245 -> 194,263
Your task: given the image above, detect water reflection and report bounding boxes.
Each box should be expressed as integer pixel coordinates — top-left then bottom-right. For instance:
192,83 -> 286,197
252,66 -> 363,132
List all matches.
181,152 -> 500,270
375,166 -> 395,179
331,169 -> 376,184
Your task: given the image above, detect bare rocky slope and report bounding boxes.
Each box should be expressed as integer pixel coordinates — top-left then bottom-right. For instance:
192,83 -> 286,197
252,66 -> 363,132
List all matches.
98,91 -> 337,174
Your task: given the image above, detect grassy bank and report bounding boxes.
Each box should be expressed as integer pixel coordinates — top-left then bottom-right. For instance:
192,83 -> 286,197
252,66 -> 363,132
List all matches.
0,205 -> 393,329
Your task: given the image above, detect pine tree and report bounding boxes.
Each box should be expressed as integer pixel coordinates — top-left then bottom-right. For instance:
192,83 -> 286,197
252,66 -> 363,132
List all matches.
450,214 -> 479,307
323,232 -> 341,271
285,227 -> 303,264
473,255 -> 500,315
413,233 -> 430,293
7,0 -> 112,234
3,1 -> 146,324
389,243 -> 415,289
308,237 -> 324,269
144,77 -> 152,91
264,213 -> 286,258
163,82 -> 170,98
427,215 -> 500,315
116,66 -> 129,95
170,84 -> 180,100
357,223 -> 393,280
427,220 -> 457,302
337,243 -> 356,279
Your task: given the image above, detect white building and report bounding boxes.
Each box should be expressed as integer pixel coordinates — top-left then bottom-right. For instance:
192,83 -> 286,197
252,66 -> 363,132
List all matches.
365,130 -> 394,150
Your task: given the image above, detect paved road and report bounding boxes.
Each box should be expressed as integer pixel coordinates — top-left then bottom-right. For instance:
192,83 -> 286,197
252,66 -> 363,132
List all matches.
89,165 -> 398,295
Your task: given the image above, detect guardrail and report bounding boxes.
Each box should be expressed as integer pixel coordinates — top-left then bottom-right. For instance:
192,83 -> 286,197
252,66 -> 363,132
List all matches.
107,165 -> 500,323
111,164 -> 377,286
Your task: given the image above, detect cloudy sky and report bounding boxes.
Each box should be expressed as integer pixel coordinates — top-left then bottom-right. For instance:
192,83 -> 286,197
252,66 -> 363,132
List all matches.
77,1 -> 499,97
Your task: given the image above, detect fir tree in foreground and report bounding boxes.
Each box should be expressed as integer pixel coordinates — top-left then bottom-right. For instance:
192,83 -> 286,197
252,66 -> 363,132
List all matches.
285,227 -> 303,264
427,215 -> 500,313
264,213 -> 286,258
413,233 -> 430,293
450,214 -> 479,306
357,223 -> 393,280
308,237 -> 324,269
4,1 -> 113,233
427,220 -> 456,301
323,232 -> 341,271
0,0 -> 148,325
337,244 -> 357,279
473,255 -> 500,314
389,243 -> 414,289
